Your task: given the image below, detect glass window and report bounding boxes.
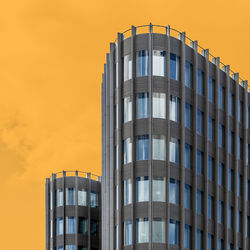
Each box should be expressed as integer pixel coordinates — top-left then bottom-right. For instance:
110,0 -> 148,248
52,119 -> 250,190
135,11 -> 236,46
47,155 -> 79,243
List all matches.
196,229 -> 203,250
185,103 -> 192,129
50,220 -> 53,238
185,61 -> 192,88
153,93 -> 166,118
184,224 -> 192,250
196,190 -> 203,215
91,220 -> 98,236
197,69 -> 204,95
79,217 -> 88,235
136,92 -> 149,119
124,179 -> 132,205
153,50 -> 166,76
219,84 -> 225,110
238,174 -> 243,197
152,219 -> 165,243
247,216 -> 250,237
185,184 -> 192,209
57,247 -> 63,250
228,168 -> 233,192
170,95 -> 180,122
219,124 -> 225,147
66,246 -> 75,250
56,189 -> 63,207
185,143 -> 192,169
169,178 -> 179,204
169,137 -> 179,163
238,100 -> 243,123
248,180 -> 250,201
136,50 -> 149,77
123,54 -> 132,81
208,77 -> 214,103
123,96 -> 132,123
228,206 -> 233,229
123,138 -> 132,164
229,130 -> 233,154
228,243 -> 233,250
218,162 -> 224,186
153,177 -> 165,202
90,192 -> 98,208
56,217 -> 63,235
238,137 -> 243,160
208,117 -> 214,141
197,109 -> 203,135
229,92 -> 234,116
196,150 -> 203,175
207,234 -> 213,250
50,191 -> 53,210
136,176 -> 149,202
218,200 -> 224,224
78,190 -> 87,206
208,156 -> 214,181
66,188 -> 75,205
152,135 -> 166,161
136,135 -> 149,160
124,220 -> 132,245
208,195 -> 213,219
218,239 -> 223,250
170,53 -> 180,81
136,218 -> 149,243
66,217 -> 75,234
237,211 -> 242,233
169,219 -> 179,245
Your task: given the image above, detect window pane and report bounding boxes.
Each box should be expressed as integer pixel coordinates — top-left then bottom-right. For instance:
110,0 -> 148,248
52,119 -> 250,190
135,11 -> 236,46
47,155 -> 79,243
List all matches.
208,156 -> 214,181
219,124 -> 225,147
90,192 -> 98,208
153,50 -> 166,76
219,84 -> 224,110
208,117 -> 213,141
185,103 -> 192,129
124,179 -> 132,205
136,176 -> 149,202
184,225 -> 192,249
209,77 -> 214,102
66,188 -> 75,205
207,234 -> 213,250
123,138 -> 132,164
136,218 -> 149,243
123,54 -> 132,81
218,162 -> 224,186
185,143 -> 192,169
197,109 -> 203,135
136,93 -> 149,119
196,229 -> 203,250
66,246 -> 75,250
208,195 -> 213,219
170,53 -> 180,80
66,217 -> 75,234
218,200 -> 223,224
185,184 -> 191,209
123,96 -> 132,123
185,61 -> 192,87
136,50 -> 149,77
153,135 -> 166,160
229,92 -> 234,116
153,177 -> 165,202
152,219 -> 165,243
196,150 -> 203,175
169,178 -> 179,204
124,220 -> 132,245
153,92 -> 166,118
196,190 -> 203,215
197,69 -> 204,95
170,95 -> 180,122
169,138 -> 179,163
78,190 -> 87,206
91,220 -> 98,236
169,220 -> 179,245
56,218 -> 63,235
137,135 -> 149,160
79,217 -> 88,235
56,189 -> 63,207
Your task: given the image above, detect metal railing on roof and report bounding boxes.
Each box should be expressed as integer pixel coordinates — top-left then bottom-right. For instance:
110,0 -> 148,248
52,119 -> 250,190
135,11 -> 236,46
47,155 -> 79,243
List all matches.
49,170 -> 101,182
114,23 -> 248,90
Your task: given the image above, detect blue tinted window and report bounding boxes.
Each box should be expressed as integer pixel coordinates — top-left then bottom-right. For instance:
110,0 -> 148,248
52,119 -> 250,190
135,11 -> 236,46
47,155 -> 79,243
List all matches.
184,225 -> 191,249
218,162 -> 224,186
137,135 -> 149,160
238,174 -> 242,196
229,92 -> 233,116
208,156 -> 214,181
208,77 -> 214,102
196,150 -> 203,175
196,229 -> 202,250
229,130 -> 233,154
228,206 -> 233,228
208,195 -> 213,219
208,117 -> 213,141
219,84 -> 224,110
169,179 -> 179,204
196,190 -> 203,215
185,184 -> 191,209
207,234 -> 213,250
136,50 -> 149,76
219,124 -> 224,147
185,103 -> 192,129
170,53 -> 180,81
136,93 -> 149,119
237,211 -> 242,233
238,100 -> 243,123
185,61 -> 192,87
228,168 -> 233,191
185,143 -> 191,169
238,137 -> 242,160
197,69 -> 204,95
197,109 -> 203,135
169,220 -> 179,245
218,200 -> 223,224
217,238 -> 223,250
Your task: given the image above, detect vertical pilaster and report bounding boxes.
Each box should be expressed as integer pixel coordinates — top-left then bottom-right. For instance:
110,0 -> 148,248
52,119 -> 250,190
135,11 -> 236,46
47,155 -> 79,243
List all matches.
62,171 -> 66,249
46,178 -> 50,250
87,172 -> 91,250
75,171 -> 79,249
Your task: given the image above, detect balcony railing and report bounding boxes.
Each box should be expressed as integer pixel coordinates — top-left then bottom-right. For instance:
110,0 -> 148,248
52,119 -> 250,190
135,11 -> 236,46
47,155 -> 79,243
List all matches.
115,23 -> 248,91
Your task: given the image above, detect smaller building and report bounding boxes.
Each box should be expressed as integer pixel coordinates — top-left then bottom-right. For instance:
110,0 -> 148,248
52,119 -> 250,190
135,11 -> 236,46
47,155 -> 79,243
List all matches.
45,171 -> 101,250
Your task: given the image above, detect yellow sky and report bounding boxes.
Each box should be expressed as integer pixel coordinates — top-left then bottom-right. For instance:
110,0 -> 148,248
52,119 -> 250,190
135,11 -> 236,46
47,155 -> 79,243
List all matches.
0,0 -> 249,249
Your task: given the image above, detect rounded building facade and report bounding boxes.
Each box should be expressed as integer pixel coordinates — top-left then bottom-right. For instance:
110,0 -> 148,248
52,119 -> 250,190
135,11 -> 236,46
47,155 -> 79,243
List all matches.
102,24 -> 250,250
46,171 -> 101,250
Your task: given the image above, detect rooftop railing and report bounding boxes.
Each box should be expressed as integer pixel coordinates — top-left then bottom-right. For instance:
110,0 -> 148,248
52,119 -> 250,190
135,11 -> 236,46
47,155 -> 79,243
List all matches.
115,23 -> 248,90
48,170 -> 101,182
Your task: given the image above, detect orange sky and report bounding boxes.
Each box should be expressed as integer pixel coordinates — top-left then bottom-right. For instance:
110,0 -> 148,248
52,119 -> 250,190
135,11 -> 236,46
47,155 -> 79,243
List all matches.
0,0 -> 249,249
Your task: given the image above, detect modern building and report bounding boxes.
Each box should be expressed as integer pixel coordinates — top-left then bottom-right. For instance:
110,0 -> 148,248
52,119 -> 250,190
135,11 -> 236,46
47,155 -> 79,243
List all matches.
45,171 -> 101,250
101,24 -> 250,250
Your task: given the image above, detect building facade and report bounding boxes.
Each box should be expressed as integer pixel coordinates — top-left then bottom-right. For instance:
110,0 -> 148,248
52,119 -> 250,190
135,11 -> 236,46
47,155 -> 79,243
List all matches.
45,171 -> 101,250
101,24 -> 250,250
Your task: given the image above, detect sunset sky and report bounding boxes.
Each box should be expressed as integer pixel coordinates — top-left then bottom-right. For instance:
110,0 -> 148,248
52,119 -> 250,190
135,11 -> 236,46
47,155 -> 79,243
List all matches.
0,0 -> 249,249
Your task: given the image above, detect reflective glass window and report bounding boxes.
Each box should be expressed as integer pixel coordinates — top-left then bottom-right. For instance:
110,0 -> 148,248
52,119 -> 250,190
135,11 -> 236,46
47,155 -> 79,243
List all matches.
153,92 -> 166,118
56,189 -> 63,207
153,177 -> 165,202
153,50 -> 166,76
184,224 -> 191,250
136,135 -> 149,160
185,61 -> 192,88
78,190 -> 87,206
197,109 -> 203,135
78,217 -> 88,235
123,96 -> 132,123
169,178 -> 179,204
196,150 -> 203,175
170,53 -> 180,81
169,138 -> 179,163
152,219 -> 165,243
136,176 -> 149,202
208,156 -> 214,181
185,103 -> 192,129
136,218 -> 149,243
185,143 -> 192,169
124,220 -> 132,245
123,138 -> 132,164
123,54 -> 132,81
136,50 -> 149,77
169,95 -> 180,122
197,69 -> 204,95
152,135 -> 166,160
136,93 -> 149,119
169,220 -> 179,245
185,184 -> 191,209
90,192 -> 98,208
196,190 -> 203,215
66,188 -> 75,205
66,217 -> 75,234
56,217 -> 63,235
124,179 -> 132,205
208,77 -> 214,102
